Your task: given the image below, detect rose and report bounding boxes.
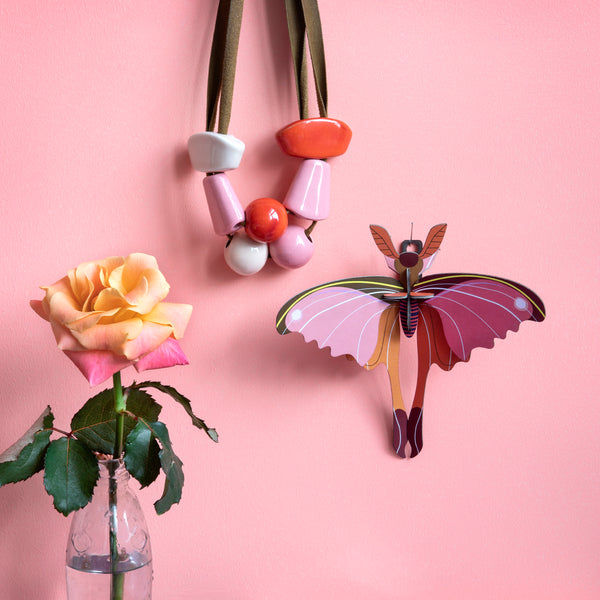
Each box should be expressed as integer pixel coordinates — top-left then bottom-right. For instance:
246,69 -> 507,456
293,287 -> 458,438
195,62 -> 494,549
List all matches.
30,253 -> 192,386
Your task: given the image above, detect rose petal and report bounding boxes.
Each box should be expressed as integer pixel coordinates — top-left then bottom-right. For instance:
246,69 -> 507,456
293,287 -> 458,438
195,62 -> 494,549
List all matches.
134,338 -> 189,373
107,255 -> 170,315
51,320 -> 86,351
70,262 -> 101,309
69,257 -> 122,309
93,287 -> 129,312
143,302 -> 192,338
122,272 -> 149,307
44,277 -> 78,309
121,321 -> 172,360
113,254 -> 159,291
70,318 -> 144,354
126,269 -> 169,314
30,299 -> 49,321
65,308 -> 120,332
63,349 -> 133,386
106,264 -> 126,295
47,288 -> 91,325
68,266 -> 93,307
97,256 -> 123,287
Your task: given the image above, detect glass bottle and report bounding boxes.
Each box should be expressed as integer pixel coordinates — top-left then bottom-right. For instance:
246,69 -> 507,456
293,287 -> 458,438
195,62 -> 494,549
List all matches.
66,459 -> 153,600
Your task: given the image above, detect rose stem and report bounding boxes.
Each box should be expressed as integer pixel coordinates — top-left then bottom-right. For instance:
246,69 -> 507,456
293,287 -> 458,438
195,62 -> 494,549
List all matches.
110,371 -> 126,600
113,371 -> 126,458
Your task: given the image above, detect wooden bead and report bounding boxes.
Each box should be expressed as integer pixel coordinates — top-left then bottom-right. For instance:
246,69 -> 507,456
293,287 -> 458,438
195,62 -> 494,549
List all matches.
284,159 -> 330,221
188,132 -> 245,172
276,118 -> 352,159
203,174 -> 245,236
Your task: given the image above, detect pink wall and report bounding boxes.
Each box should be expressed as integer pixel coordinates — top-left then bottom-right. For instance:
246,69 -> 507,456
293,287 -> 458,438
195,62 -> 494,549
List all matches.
1,1 -> 599,598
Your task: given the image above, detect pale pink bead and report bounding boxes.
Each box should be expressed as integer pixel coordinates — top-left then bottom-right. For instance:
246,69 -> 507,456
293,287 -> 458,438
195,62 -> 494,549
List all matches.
269,224 -> 314,269
283,159 -> 330,221
203,174 -> 245,236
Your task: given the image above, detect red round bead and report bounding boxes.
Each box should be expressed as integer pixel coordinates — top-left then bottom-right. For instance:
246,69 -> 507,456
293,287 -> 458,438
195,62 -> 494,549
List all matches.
245,197 -> 288,243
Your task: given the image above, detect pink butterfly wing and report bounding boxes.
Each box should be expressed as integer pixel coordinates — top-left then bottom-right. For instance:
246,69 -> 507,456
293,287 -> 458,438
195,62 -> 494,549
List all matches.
417,275 -> 546,362
276,278 -> 401,365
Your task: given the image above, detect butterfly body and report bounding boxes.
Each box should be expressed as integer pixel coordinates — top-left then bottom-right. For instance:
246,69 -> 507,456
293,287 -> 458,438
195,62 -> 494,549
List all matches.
276,224 -> 545,458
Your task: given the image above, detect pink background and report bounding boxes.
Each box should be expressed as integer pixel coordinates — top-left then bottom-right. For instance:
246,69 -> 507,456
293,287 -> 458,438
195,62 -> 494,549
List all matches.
1,1 -> 599,598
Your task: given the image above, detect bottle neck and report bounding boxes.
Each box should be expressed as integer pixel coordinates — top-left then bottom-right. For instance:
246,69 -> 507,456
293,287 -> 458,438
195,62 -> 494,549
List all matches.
98,458 -> 130,485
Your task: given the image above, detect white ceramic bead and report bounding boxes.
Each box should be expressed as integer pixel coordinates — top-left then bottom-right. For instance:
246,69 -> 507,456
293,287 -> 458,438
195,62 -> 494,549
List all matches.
188,132 -> 245,172
224,232 -> 268,276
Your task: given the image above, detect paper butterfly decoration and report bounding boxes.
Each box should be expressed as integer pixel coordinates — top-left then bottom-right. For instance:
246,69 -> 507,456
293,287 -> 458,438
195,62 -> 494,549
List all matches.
276,224 -> 546,458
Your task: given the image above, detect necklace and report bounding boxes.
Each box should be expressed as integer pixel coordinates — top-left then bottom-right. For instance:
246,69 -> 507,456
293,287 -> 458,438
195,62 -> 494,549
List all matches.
187,0 -> 351,275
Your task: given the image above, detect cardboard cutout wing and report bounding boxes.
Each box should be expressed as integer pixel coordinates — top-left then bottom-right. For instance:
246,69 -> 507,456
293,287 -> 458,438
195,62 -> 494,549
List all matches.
276,277 -> 402,365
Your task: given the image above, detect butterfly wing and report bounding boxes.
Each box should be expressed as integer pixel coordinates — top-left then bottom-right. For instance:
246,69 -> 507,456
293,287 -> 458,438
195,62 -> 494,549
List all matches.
415,273 -> 546,362
417,303 -> 465,371
419,224 -> 447,259
369,225 -> 399,259
276,276 -> 403,366
369,225 -> 400,274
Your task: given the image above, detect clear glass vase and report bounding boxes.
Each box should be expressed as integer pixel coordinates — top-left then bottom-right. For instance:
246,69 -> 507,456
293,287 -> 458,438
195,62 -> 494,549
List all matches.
66,459 -> 153,600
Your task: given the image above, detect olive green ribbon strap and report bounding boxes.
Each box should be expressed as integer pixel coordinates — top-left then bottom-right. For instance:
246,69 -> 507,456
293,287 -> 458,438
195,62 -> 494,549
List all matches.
206,0 -> 244,134
284,0 -> 309,120
206,0 -> 327,132
284,0 -> 328,119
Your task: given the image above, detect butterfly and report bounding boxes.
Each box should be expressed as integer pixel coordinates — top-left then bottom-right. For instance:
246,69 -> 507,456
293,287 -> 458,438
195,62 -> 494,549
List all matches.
276,224 -> 546,458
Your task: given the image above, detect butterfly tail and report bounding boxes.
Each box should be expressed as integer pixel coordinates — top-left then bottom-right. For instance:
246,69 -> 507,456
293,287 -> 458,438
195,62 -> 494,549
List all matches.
407,407 -> 424,457
392,408 -> 408,458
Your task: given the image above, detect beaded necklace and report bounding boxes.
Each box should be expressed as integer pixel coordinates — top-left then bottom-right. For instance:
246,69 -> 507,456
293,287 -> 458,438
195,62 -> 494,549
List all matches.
188,0 -> 351,275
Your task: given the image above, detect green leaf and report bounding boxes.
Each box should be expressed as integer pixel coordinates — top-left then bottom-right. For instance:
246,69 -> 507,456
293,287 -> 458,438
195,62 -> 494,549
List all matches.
137,419 -> 184,515
132,381 -> 218,442
43,437 -> 99,516
124,421 -> 161,488
0,407 -> 54,486
71,388 -> 161,454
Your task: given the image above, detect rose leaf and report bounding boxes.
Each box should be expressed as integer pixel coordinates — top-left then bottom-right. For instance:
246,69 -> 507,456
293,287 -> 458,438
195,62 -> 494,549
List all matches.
132,381 -> 218,442
124,421 -> 161,488
0,406 -> 54,486
71,388 -> 162,454
136,419 -> 184,515
43,437 -> 99,516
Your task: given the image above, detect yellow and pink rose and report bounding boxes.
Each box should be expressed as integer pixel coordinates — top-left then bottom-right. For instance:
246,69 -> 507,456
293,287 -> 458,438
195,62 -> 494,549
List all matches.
31,253 -> 192,386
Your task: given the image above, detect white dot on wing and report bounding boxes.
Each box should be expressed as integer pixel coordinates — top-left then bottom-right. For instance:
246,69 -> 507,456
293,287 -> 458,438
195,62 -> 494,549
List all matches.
514,297 -> 528,311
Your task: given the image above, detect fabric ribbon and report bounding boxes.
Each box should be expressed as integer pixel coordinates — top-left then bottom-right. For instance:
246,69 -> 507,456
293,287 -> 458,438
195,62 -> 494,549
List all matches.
205,0 -> 328,133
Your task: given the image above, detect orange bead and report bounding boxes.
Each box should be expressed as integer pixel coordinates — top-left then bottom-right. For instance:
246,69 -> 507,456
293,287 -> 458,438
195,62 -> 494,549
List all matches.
245,198 -> 288,243
276,118 -> 352,159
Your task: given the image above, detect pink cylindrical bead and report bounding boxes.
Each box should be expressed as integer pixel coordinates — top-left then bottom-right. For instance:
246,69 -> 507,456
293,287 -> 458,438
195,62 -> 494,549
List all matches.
283,159 -> 330,221
203,173 -> 245,236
